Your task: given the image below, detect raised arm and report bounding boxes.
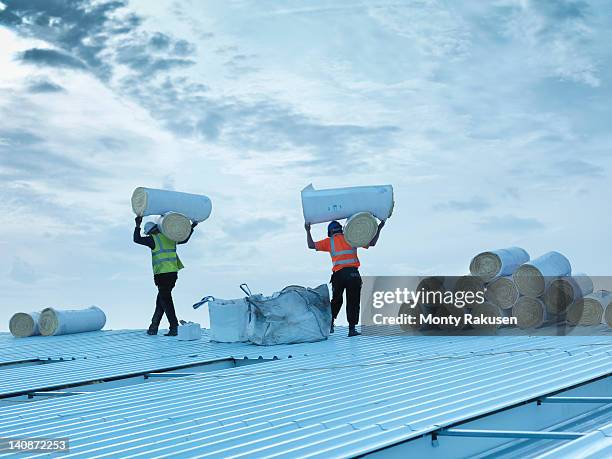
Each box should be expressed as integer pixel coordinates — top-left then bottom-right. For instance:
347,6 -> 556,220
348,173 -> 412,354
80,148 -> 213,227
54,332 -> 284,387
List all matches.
305,223 -> 316,250
178,221 -> 198,245
133,216 -> 155,249
368,220 -> 386,247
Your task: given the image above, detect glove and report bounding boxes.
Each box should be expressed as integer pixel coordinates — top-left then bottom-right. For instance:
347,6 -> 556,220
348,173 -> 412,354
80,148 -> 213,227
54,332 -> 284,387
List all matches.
135,216 -> 143,226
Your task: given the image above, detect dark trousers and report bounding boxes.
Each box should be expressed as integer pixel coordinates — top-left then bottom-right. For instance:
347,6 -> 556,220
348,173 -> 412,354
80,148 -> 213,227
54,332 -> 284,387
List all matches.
331,267 -> 362,327
150,272 -> 179,330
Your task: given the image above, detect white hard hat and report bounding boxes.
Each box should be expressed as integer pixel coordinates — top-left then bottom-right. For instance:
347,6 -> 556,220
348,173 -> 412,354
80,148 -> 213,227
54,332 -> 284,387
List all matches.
143,221 -> 158,235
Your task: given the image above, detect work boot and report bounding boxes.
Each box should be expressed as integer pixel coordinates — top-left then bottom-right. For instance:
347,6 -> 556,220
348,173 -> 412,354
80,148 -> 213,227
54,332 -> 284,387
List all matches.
146,327 -> 158,336
330,321 -> 335,334
348,327 -> 361,337
164,328 -> 178,337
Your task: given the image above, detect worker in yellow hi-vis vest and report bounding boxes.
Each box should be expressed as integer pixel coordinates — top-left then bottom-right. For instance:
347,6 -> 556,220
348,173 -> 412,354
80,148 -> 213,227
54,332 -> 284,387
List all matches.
134,216 -> 197,336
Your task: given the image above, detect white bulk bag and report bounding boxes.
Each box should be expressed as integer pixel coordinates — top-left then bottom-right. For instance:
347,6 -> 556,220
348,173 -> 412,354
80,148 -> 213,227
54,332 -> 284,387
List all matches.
9,311 -> 41,338
199,297 -> 250,343
247,284 -> 331,346
178,322 -> 202,341
132,187 -> 212,222
38,306 -> 106,336
301,184 -> 393,224
513,251 -> 572,298
470,247 -> 530,282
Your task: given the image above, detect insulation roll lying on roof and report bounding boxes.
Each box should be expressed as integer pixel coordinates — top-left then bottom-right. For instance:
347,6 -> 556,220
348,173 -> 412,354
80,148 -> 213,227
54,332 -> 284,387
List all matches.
397,302 -> 435,331
513,251 -> 572,298
469,247 -> 530,282
301,183 -> 393,224
605,298 -> 612,328
39,306 -> 106,336
344,212 -> 378,248
437,303 -> 467,331
484,276 -> 519,310
513,296 -> 546,329
9,312 -> 41,338
566,291 -> 610,326
132,187 -> 212,222
157,212 -> 192,242
544,273 -> 594,316
469,302 -> 503,329
415,276 -> 445,307
453,275 -> 485,295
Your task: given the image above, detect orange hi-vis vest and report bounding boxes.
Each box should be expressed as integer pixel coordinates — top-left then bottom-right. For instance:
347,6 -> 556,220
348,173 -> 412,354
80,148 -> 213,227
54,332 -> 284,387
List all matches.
329,234 -> 360,272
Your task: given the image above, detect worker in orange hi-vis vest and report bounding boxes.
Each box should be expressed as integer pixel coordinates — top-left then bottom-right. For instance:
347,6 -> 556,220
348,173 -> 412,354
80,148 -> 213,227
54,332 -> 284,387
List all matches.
305,219 -> 385,337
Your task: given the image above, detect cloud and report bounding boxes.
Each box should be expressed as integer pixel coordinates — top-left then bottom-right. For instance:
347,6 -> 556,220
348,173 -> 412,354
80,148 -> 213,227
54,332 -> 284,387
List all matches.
2,0 -> 401,173
121,76 -> 401,170
509,158 -> 604,180
224,218 -> 286,240
0,127 -> 104,188
9,257 -> 40,284
27,78 -> 65,93
0,0 -> 138,79
434,197 -> 490,212
502,0 -> 600,87
149,32 -> 171,50
478,215 -> 545,232
115,42 -> 195,75
554,159 -> 604,178
20,48 -> 86,69
0,0 -> 194,81
531,0 -> 588,21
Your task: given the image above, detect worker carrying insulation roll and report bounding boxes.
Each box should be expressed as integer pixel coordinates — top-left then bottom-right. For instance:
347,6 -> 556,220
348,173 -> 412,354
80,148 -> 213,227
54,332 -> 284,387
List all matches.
305,218 -> 385,337
134,216 -> 197,336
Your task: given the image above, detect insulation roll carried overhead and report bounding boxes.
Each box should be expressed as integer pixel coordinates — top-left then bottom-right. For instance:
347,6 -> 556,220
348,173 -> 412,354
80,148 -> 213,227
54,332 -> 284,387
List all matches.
469,247 -> 530,282
39,306 -> 106,336
132,187 -> 212,222
344,212 -> 378,248
513,251 -> 572,298
485,276 -> 519,310
301,183 -> 394,224
544,273 -> 594,316
566,291 -> 610,326
9,312 -> 41,338
157,212 -> 192,242
512,296 -> 546,329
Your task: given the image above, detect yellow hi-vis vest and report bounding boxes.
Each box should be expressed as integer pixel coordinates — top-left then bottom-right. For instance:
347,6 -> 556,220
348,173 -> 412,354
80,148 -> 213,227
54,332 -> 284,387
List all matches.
151,233 -> 184,274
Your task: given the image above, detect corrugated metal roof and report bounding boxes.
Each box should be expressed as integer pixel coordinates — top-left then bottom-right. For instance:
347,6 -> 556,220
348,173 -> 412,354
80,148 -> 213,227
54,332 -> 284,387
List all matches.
0,330 -> 608,398
537,421 -> 612,458
0,330 -> 610,458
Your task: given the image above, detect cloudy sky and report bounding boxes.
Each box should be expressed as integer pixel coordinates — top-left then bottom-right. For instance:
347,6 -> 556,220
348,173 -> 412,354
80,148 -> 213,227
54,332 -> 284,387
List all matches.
1,0 -> 611,330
